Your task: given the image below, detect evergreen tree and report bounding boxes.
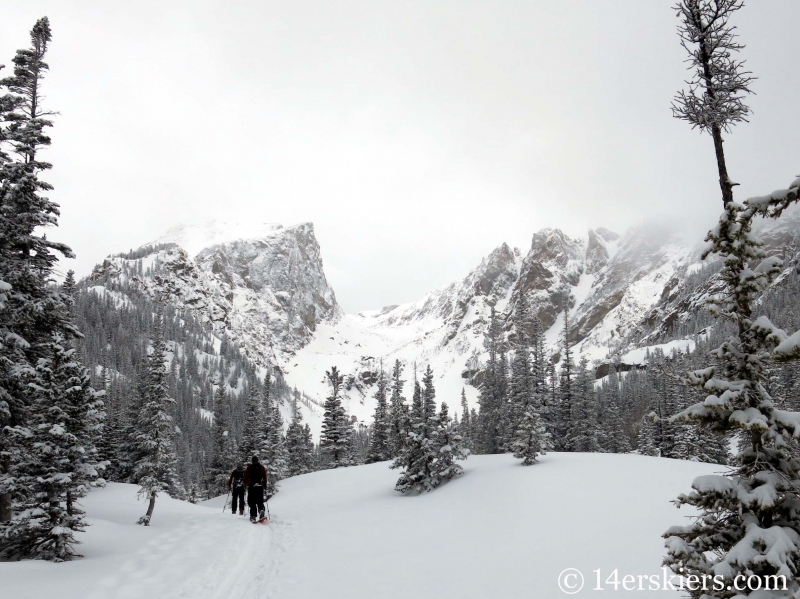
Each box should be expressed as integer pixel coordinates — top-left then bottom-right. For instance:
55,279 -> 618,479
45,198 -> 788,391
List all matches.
387,360 -> 407,457
431,402 -> 468,481
286,389 -> 313,476
392,365 -> 467,492
556,308 -> 574,451
1,333 -> 104,560
301,424 -> 315,471
319,366 -> 352,468
637,415 -> 659,457
0,17 -> 83,540
597,370 -> 631,454
570,356 -> 598,452
208,383 -> 235,496
664,181 -> 800,592
132,311 -> 181,525
507,295 -> 533,450
510,406 -> 548,466
366,363 -> 391,463
662,1 -> 800,589
459,388 -> 471,452
261,375 -> 286,494
530,316 -> 551,435
477,307 -> 505,454
238,387 -> 262,465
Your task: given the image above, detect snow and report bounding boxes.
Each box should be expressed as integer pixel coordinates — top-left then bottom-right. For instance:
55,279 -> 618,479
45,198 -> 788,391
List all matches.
283,311 -> 482,437
0,482 -> 274,599
1,454 -> 719,599
775,329 -> 800,360
569,272 -> 597,318
150,221 -> 288,257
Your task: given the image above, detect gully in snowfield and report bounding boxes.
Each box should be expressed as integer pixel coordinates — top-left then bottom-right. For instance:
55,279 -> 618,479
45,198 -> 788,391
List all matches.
227,463 -> 246,515
244,456 -> 268,523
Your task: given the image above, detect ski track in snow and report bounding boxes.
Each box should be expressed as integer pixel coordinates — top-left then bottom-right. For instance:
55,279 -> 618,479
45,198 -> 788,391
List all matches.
88,509 -> 275,599
0,484 -> 285,599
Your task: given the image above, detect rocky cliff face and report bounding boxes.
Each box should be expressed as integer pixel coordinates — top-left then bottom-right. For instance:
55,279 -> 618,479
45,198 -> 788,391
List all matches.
89,222 -> 341,366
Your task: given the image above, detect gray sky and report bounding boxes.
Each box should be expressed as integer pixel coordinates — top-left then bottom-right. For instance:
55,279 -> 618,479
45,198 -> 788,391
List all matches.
3,1 -> 799,312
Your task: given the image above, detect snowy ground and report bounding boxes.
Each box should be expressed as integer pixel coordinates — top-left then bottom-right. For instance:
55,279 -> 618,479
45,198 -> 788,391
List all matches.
1,453 -> 720,599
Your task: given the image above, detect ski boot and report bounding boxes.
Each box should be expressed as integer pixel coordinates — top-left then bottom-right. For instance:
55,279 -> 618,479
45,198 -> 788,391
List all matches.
239,508 -> 244,516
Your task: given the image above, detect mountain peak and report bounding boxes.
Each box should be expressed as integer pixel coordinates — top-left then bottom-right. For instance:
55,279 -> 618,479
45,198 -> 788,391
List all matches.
148,220 -> 313,257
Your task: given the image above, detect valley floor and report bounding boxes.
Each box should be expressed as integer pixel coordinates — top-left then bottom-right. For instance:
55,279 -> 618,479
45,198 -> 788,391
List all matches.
1,453 -> 720,599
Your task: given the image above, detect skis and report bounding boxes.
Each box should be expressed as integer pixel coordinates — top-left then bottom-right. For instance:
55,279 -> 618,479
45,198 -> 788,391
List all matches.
251,516 -> 268,525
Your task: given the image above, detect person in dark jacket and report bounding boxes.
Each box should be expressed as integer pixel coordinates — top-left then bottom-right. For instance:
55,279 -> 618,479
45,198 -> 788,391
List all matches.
227,463 -> 246,515
243,456 -> 268,522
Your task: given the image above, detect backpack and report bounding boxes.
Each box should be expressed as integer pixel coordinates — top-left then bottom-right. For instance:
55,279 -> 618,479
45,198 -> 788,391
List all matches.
232,470 -> 244,488
249,464 -> 264,487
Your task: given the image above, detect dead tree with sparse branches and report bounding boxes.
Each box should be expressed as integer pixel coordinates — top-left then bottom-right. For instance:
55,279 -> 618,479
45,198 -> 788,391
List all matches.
672,0 -> 755,207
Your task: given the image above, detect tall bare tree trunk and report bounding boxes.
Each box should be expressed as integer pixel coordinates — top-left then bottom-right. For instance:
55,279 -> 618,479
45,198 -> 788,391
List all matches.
698,33 -> 735,207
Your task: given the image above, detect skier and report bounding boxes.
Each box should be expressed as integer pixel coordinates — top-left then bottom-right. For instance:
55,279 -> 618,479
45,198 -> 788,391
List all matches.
227,463 -> 246,515
243,455 -> 268,523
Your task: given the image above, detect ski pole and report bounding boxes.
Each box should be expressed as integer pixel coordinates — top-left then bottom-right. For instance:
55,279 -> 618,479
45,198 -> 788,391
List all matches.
222,490 -> 230,514
266,496 -> 271,521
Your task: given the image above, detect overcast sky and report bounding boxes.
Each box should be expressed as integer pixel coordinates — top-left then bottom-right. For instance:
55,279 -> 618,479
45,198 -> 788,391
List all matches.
3,1 -> 799,312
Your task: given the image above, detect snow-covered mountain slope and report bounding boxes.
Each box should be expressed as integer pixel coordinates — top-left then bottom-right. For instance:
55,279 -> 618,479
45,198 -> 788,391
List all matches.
82,210 -> 800,436
1,454 -> 719,599
89,221 -> 341,367
280,222 -> 700,424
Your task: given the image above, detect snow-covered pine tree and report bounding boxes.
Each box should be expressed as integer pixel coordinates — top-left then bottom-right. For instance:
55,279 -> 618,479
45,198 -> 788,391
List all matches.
261,375 -> 286,494
598,370 -> 631,454
556,308 -> 575,451
663,2 -> 800,590
570,356 -> 598,453
496,349 -> 510,449
238,387 -> 262,465
208,382 -> 235,496
132,310 -> 181,525
117,384 -> 143,483
637,415 -> 659,457
410,365 -> 422,419
387,359 -> 408,457
320,366 -> 352,468
0,19 -> 105,558
301,424 -> 315,471
510,405 -> 548,466
286,389 -> 313,476
459,388 -> 471,452
431,402 -> 468,481
656,359 -> 682,459
506,294 -> 533,450
477,307 -> 506,454
392,365 -> 450,493
529,316 -> 551,437
366,362 -> 391,463
663,180 -> 800,595
1,333 -> 104,560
